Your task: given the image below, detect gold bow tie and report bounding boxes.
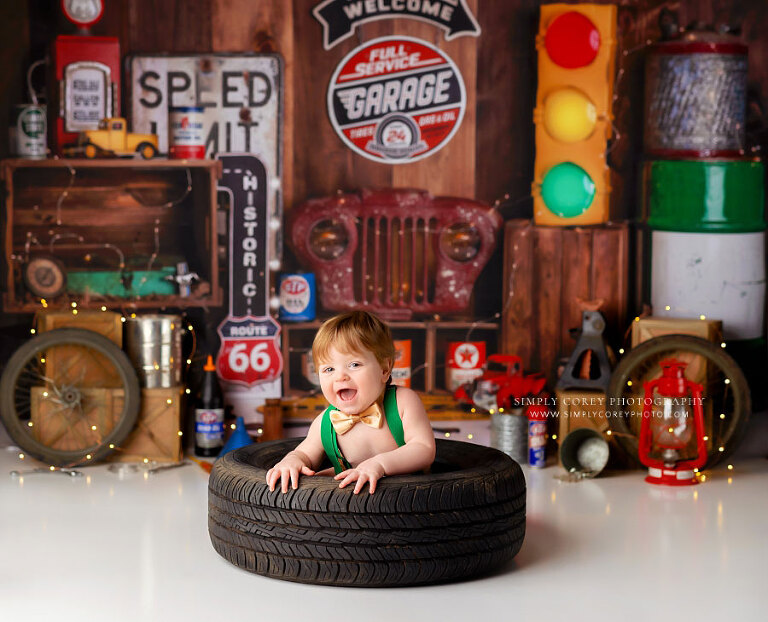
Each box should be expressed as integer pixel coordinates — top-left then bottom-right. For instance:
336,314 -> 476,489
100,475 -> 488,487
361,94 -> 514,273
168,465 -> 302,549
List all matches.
329,402 -> 384,435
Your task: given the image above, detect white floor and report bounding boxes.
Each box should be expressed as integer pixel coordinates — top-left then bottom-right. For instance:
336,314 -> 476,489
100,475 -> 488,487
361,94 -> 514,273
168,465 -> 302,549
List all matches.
1,417 -> 767,622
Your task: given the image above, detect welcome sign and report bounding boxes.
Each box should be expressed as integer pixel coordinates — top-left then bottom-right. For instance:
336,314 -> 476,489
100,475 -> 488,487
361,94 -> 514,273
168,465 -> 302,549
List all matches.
313,0 -> 480,49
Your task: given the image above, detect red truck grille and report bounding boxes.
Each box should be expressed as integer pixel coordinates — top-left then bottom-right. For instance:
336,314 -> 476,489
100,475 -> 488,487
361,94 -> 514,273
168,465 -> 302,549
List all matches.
290,189 -> 501,320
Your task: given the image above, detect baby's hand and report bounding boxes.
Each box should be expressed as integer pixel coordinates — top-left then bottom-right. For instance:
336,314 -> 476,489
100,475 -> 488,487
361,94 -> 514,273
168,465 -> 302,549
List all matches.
266,453 -> 315,493
334,458 -> 386,494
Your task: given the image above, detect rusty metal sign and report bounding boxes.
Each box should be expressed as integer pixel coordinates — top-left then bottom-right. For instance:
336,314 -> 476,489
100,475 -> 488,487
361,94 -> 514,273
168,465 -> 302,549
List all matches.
126,54 -> 282,172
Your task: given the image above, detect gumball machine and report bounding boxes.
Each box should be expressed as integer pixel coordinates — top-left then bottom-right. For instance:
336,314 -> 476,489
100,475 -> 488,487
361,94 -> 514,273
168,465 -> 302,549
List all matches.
639,359 -> 707,485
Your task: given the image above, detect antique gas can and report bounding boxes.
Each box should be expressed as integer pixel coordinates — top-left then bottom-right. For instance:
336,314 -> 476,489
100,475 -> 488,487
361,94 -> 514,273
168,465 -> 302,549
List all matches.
10,104 -> 46,158
168,106 -> 205,159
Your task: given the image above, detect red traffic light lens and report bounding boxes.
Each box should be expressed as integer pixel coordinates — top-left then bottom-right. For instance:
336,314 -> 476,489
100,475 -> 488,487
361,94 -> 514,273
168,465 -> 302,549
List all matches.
545,11 -> 600,69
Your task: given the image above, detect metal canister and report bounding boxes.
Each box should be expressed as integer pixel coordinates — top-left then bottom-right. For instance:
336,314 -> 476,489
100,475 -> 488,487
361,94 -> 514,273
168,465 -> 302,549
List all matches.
643,159 -> 765,233
10,104 -> 46,158
278,273 -> 316,321
124,314 -> 183,388
644,29 -> 748,157
490,408 -> 528,464
168,106 -> 205,159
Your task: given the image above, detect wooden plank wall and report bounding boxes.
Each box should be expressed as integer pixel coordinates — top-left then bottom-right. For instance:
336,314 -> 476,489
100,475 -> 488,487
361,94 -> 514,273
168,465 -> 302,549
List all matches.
7,0 -> 768,208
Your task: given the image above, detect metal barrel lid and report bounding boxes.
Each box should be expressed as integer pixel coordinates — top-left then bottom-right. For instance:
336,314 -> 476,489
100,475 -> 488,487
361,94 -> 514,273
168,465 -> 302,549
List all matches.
644,159 -> 765,233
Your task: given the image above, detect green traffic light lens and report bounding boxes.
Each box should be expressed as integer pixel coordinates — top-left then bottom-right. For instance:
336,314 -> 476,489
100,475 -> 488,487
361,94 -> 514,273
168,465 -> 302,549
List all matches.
541,162 -> 596,217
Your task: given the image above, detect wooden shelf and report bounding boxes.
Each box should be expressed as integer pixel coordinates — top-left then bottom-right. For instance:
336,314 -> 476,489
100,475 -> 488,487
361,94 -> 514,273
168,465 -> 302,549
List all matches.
281,320 -> 499,396
1,158 -> 223,313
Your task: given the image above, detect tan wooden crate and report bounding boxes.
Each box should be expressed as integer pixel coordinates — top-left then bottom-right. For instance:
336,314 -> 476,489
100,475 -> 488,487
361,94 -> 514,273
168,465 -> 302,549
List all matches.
30,387 -> 122,452
107,387 -> 184,463
37,310 -> 123,346
630,316 -> 722,349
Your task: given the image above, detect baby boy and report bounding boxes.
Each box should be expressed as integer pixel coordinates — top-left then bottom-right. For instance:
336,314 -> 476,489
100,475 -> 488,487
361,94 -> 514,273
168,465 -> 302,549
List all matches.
266,311 -> 436,494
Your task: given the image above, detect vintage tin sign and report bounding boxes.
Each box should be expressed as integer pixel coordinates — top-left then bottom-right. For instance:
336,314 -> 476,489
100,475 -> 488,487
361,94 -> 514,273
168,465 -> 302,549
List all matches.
313,0 -> 480,50
127,54 -> 282,168
446,341 -> 486,391
327,36 -> 466,163
216,154 -> 283,387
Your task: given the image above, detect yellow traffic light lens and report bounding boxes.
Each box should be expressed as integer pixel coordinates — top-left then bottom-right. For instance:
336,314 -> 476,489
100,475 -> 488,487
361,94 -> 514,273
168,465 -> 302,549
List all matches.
541,163 -> 596,217
543,88 -> 597,143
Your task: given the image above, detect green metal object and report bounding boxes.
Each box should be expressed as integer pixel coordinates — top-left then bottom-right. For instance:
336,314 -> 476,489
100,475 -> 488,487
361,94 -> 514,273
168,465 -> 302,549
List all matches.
67,267 -> 177,298
644,159 -> 765,232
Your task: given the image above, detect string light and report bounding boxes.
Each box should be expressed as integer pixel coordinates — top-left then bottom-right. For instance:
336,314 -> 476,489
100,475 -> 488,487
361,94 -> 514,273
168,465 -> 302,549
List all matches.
467,433 -> 474,439
727,464 -> 733,470
185,389 -> 191,394
109,444 -> 115,449
470,407 -> 476,413
724,379 -> 730,385
257,428 -> 263,435
41,299 -> 48,308
30,328 -> 36,334
627,380 -> 633,387
121,317 -> 126,323
703,435 -> 709,441
718,446 -> 725,452
606,430 -> 612,436
618,348 -> 624,354
18,453 -> 24,460
72,309 -> 78,315
186,359 -> 192,365
665,305 -> 671,311
71,302 -> 77,308
551,434 -> 557,440
720,342 -> 726,348
49,466 -> 55,471
166,399 -> 173,405
42,391 -> 48,397
177,431 -> 183,436
91,425 -> 97,431
498,408 -> 505,413
720,413 -> 725,420
699,314 -> 706,320
27,421 -> 34,427
143,458 -> 149,464
444,432 -> 451,437
101,306 -> 107,312
85,454 -> 92,460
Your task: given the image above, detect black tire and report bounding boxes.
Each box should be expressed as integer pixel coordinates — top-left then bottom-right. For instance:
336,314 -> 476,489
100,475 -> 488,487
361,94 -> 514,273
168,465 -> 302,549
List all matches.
0,328 -> 141,467
607,334 -> 750,467
136,141 -> 157,159
208,438 -> 526,587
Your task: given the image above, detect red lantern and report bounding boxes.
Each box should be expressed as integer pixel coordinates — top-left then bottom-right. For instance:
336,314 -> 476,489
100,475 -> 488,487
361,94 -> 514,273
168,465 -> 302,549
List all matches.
639,359 -> 707,485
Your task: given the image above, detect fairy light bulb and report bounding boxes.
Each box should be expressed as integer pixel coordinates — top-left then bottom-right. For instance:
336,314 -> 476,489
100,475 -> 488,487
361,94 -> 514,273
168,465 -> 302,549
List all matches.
30,328 -> 36,334
18,453 -> 25,460
86,454 -> 92,460
166,399 -> 173,405
101,306 -> 107,311
71,302 -> 77,308
444,432 -> 451,438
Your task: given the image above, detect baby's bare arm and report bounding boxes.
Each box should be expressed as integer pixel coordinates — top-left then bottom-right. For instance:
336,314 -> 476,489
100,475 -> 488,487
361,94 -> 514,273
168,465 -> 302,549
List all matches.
266,415 -> 326,492
373,387 -> 435,475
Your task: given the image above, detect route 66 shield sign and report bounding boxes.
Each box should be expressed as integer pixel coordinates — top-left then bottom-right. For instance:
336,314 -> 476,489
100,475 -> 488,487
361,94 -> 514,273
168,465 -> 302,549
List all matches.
216,316 -> 283,386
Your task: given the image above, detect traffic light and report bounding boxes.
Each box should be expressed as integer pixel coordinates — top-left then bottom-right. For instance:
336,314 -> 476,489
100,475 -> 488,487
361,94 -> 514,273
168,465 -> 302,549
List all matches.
533,4 -> 617,226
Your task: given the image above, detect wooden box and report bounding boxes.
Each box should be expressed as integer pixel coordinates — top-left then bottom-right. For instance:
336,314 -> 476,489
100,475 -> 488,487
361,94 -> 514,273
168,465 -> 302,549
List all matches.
30,387 -> 122,451
1,158 -> 221,313
37,310 -> 123,346
108,387 -> 184,463
502,219 -> 630,387
631,316 -> 722,348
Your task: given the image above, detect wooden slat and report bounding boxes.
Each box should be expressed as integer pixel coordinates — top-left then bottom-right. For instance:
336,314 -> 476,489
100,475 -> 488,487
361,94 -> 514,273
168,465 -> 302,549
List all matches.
211,0 -> 295,209
560,227 -> 594,354
592,223 -> 630,330
534,226 -> 562,384
501,220 -> 534,365
391,6 -> 477,197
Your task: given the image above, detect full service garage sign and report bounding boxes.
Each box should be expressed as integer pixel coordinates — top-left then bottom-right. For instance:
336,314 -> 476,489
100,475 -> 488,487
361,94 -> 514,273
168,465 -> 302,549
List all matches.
327,36 -> 466,163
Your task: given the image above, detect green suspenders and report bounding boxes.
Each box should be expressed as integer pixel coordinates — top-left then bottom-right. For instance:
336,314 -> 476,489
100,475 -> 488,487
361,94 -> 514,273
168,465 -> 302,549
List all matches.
321,385 -> 405,474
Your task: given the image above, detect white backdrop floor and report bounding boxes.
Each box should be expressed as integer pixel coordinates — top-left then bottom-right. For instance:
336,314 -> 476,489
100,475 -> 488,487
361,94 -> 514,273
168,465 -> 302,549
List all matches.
1,417 -> 767,622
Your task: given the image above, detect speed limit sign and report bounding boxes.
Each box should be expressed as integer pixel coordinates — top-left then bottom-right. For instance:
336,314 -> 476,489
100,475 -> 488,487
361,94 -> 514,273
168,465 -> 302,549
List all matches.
216,316 -> 283,386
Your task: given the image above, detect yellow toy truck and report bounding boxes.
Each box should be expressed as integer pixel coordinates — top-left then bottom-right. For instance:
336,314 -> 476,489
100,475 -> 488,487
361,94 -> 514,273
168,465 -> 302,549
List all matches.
74,118 -> 158,159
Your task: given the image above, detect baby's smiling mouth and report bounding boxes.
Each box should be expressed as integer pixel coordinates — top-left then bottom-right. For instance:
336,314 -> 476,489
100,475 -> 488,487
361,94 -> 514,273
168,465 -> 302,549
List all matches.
337,388 -> 357,402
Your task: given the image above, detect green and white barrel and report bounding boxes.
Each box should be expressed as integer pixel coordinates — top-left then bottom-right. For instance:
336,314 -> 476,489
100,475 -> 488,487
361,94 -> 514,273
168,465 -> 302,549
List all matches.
644,158 -> 766,341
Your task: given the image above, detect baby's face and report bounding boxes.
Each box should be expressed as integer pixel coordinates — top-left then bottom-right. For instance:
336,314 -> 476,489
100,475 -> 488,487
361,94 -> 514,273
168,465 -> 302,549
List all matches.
317,345 -> 389,414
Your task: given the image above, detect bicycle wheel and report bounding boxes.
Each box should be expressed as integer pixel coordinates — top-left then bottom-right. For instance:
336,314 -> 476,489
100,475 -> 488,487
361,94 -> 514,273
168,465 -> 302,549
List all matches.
607,335 -> 750,468
0,328 -> 141,467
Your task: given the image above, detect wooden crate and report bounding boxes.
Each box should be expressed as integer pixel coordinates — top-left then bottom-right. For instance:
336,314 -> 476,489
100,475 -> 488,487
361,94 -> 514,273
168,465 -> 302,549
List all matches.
108,387 -> 184,463
37,310 -> 123,346
30,387 -> 122,451
1,158 -> 221,313
502,219 -> 630,388
631,316 -> 722,348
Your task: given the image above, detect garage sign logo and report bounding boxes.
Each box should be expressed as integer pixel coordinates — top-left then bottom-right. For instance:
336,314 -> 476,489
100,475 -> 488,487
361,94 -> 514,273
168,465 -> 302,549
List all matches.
313,0 -> 480,50
328,36 -> 466,163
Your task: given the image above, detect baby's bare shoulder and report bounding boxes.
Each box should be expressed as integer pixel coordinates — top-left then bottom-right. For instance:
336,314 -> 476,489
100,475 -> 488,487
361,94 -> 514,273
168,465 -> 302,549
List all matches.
394,386 -> 427,416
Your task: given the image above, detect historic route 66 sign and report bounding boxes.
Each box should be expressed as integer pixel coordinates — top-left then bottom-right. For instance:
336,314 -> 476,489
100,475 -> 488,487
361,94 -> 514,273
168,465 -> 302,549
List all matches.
216,316 -> 283,386
216,154 -> 283,386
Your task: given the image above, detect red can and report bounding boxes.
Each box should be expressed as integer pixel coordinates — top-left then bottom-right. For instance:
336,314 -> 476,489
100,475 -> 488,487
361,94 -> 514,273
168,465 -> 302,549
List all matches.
169,106 -> 205,159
